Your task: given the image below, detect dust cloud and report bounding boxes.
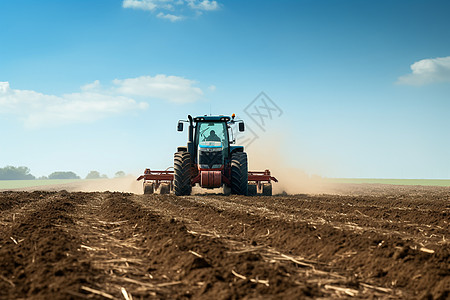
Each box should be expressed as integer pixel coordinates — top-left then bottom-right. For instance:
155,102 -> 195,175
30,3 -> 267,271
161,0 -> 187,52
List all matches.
69,177 -> 143,194
246,136 -> 335,195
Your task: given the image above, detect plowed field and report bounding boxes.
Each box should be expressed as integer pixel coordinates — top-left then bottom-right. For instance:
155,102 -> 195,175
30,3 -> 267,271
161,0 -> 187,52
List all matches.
0,184 -> 448,299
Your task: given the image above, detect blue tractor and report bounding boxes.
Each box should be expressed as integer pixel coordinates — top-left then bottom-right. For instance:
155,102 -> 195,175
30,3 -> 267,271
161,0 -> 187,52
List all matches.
137,114 -> 277,196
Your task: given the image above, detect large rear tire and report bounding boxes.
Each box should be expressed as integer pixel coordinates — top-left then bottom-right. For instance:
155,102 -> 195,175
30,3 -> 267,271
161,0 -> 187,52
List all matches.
231,152 -> 248,195
174,152 -> 192,196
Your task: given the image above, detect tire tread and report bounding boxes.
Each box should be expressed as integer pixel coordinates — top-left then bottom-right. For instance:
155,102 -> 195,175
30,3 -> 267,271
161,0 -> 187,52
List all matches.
174,152 -> 192,196
231,152 -> 248,195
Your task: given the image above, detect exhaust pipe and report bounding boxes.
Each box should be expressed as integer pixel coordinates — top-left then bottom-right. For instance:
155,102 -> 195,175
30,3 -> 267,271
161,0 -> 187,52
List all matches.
187,115 -> 194,157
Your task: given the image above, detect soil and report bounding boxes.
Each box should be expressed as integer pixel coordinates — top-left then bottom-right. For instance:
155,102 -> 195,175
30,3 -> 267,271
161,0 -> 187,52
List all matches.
0,184 -> 448,299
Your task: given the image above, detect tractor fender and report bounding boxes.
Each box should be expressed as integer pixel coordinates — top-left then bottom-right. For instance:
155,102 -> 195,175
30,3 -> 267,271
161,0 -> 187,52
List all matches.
230,146 -> 244,155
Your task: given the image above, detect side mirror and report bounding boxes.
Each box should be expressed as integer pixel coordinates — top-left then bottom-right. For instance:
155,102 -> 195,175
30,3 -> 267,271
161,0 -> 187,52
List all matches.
177,122 -> 184,132
238,122 -> 245,132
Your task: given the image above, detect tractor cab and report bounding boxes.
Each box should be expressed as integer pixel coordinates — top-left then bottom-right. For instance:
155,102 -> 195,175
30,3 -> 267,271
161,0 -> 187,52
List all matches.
178,115 -> 243,167
194,118 -> 230,170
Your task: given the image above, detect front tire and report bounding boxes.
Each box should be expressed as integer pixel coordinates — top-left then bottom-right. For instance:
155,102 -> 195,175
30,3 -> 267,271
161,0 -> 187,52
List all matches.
231,152 -> 248,195
174,151 -> 192,196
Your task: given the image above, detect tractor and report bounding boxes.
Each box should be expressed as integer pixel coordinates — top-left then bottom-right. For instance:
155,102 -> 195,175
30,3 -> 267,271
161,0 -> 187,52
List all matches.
137,114 -> 277,196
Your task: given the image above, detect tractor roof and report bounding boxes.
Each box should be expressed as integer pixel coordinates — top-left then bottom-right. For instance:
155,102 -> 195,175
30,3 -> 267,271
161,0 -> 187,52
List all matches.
193,115 -> 231,122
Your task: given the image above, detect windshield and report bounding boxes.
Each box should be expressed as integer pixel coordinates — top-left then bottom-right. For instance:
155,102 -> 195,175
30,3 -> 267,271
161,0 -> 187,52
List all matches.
196,122 -> 229,156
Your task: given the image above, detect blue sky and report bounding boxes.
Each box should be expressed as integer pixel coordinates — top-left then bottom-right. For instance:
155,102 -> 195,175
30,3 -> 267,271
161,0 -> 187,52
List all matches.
1,0 -> 449,179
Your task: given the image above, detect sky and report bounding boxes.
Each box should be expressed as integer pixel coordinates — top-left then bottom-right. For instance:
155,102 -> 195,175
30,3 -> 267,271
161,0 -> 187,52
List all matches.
0,0 -> 449,179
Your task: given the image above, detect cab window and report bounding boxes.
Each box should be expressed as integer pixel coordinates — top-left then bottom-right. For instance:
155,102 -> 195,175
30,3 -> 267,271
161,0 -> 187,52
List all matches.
196,122 -> 229,156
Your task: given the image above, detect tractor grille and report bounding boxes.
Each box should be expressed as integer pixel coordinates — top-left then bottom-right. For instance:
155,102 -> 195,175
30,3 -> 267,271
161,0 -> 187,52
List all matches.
199,150 -> 223,169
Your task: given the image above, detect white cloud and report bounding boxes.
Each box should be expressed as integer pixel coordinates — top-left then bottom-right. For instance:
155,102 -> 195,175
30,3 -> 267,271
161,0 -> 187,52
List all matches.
113,74 -> 203,103
157,12 -> 183,22
81,80 -> 101,91
122,0 -> 157,11
397,56 -> 450,86
0,81 -> 148,128
122,0 -> 220,20
208,85 -> 216,91
187,0 -> 219,11
0,74 -> 206,128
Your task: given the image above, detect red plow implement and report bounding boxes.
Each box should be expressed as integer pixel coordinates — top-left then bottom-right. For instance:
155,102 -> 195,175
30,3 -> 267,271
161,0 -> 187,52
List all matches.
137,169 -> 174,195
137,168 -> 277,196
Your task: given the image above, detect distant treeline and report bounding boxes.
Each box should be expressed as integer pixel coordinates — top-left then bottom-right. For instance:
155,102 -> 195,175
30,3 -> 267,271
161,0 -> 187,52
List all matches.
48,171 -> 80,180
0,166 -> 35,180
0,166 -> 127,180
